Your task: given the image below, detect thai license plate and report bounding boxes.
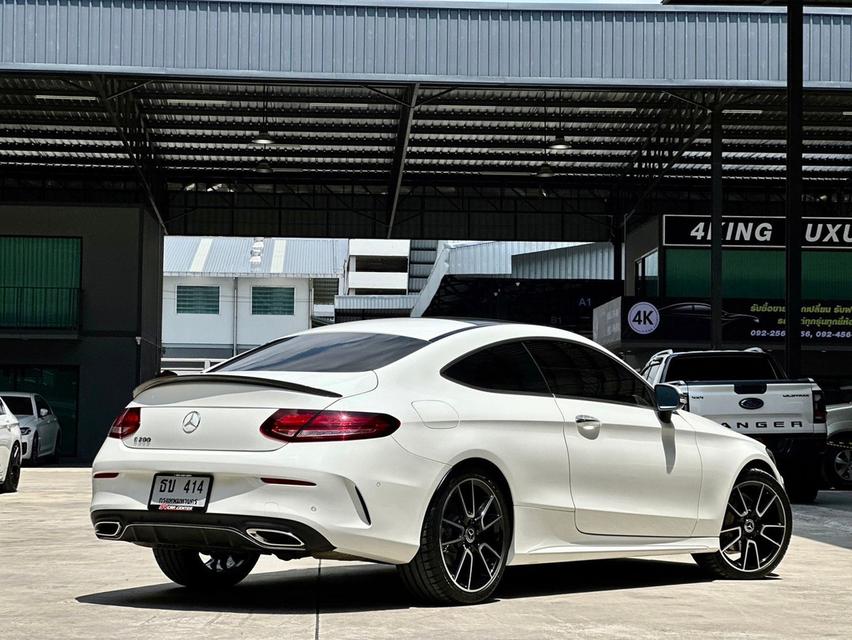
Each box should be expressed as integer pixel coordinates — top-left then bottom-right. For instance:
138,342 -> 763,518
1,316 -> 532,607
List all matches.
149,473 -> 212,512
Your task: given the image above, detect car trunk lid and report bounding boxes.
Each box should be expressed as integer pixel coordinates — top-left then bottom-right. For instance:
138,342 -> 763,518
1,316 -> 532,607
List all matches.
126,371 -> 377,451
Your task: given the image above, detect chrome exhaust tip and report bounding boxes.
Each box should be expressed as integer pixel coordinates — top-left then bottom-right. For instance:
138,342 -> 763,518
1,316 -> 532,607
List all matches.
245,528 -> 304,548
94,520 -> 122,539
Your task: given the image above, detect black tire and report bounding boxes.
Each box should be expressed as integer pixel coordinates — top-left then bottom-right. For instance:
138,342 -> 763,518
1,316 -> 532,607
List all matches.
28,433 -> 39,467
0,444 -> 21,494
693,469 -> 792,580
152,548 -> 259,589
398,470 -> 511,605
824,443 -> 852,489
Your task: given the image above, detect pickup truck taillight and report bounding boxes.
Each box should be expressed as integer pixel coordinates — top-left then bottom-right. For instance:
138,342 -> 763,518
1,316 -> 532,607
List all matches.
813,390 -> 827,424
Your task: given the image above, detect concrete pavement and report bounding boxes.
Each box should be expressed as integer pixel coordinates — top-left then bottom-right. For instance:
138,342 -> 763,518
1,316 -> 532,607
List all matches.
1,468 -> 849,639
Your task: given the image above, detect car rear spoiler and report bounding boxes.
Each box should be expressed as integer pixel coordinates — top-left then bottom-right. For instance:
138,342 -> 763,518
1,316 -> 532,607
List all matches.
132,374 -> 342,399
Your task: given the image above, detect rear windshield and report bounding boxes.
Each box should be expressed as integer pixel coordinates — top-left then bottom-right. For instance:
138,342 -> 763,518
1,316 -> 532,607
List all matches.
1,396 -> 33,416
663,354 -> 780,382
213,332 -> 428,373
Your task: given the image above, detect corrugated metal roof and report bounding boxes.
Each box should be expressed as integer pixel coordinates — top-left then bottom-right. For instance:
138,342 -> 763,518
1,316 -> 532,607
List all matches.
2,1 -> 851,88
334,294 -> 419,310
511,242 -> 614,280
446,241 -> 580,275
164,236 -> 346,277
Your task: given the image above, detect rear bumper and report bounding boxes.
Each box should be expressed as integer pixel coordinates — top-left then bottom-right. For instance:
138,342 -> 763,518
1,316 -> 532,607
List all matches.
91,509 -> 333,558
90,436 -> 448,564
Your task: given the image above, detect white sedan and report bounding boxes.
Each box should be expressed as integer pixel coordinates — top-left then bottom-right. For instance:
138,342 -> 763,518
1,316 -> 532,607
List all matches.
0,396 -> 22,493
91,319 -> 791,604
0,393 -> 62,464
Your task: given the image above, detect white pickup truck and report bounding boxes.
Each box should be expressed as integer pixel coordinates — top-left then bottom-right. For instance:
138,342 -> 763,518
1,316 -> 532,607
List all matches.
640,348 -> 827,503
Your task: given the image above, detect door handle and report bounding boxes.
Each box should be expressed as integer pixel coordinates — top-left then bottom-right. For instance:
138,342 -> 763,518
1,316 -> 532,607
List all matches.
575,415 -> 601,439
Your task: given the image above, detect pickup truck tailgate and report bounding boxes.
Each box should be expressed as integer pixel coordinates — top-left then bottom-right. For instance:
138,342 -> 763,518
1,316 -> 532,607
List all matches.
685,382 -> 816,435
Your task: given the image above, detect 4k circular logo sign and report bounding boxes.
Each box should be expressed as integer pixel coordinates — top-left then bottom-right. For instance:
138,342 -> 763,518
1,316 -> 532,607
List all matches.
628,302 -> 660,335
181,411 -> 201,433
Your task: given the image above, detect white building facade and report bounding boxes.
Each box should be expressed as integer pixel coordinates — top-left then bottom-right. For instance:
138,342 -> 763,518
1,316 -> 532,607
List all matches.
162,237 -> 346,369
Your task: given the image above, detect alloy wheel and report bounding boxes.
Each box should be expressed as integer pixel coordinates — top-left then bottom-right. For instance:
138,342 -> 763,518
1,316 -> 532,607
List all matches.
439,478 -> 506,593
719,479 -> 787,573
833,449 -> 852,482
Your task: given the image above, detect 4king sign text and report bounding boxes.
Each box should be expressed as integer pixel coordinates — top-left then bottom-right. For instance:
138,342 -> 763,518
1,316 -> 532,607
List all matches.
663,215 -> 852,250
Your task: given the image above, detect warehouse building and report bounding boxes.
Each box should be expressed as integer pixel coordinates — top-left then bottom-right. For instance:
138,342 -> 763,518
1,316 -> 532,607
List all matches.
1,1 -> 851,459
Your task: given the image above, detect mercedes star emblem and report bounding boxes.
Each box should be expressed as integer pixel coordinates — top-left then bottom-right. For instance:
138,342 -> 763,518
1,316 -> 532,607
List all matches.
182,411 -> 201,433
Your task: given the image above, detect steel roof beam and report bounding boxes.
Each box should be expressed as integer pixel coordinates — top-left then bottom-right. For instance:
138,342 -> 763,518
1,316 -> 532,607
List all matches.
385,84 -> 418,240
93,75 -> 167,233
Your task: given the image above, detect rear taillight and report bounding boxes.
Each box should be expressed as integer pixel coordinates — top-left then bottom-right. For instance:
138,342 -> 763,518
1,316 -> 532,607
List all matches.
813,390 -> 827,424
109,408 -> 141,439
260,409 -> 399,443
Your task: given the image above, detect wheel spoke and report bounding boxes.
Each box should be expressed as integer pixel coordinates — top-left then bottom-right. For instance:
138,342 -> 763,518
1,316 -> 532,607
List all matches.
456,485 -> 474,519
443,518 -> 465,531
481,513 -> 503,532
727,501 -> 747,518
737,486 -> 749,514
453,548 -> 473,583
469,480 -> 477,521
477,495 -> 494,527
756,492 -> 777,518
760,532 -> 782,547
721,528 -> 742,553
477,545 -> 495,578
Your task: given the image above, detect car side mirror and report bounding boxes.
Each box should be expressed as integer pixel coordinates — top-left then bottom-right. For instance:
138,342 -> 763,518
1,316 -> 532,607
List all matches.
39,408 -> 49,418
654,384 -> 682,423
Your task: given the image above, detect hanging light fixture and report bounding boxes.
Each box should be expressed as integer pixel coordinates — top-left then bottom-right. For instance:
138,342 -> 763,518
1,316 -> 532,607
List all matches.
252,130 -> 275,145
252,87 -> 276,145
549,90 -> 570,150
536,90 -> 555,178
255,160 -> 273,174
549,134 -> 570,150
536,162 -> 555,178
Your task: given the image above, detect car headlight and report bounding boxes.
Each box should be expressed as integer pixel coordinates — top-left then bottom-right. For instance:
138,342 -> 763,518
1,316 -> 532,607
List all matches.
19,427 -> 31,436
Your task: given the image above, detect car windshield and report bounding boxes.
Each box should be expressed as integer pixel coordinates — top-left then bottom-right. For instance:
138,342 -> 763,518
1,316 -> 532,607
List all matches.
1,396 -> 33,416
663,354 -> 780,382
212,332 -> 429,373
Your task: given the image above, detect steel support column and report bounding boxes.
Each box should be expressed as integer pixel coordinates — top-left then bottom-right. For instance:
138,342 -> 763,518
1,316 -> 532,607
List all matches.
785,1 -> 804,377
386,84 -> 418,239
710,104 -> 723,349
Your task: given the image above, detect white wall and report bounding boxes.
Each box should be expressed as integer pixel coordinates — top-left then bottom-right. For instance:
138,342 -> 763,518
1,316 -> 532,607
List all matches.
347,271 -> 408,291
162,275 -> 312,351
163,275 -> 234,347
349,239 -> 410,257
236,277 -> 311,345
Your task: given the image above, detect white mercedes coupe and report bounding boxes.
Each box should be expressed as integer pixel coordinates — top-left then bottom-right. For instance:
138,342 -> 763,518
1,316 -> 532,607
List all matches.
91,319 -> 791,604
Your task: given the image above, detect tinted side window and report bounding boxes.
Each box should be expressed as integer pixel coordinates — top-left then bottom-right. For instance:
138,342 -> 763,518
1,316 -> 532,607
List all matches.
526,340 -> 654,407
443,341 -> 549,394
663,354 -> 778,382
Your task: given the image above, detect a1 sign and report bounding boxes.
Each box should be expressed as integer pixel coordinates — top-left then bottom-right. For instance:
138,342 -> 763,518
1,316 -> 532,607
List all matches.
627,302 -> 660,335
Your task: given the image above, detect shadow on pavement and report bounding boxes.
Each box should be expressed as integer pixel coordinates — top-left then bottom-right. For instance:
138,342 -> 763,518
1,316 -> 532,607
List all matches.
76,557 -> 712,614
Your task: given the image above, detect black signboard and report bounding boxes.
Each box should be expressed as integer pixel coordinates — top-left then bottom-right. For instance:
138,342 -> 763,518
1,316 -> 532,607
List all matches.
593,296 -> 852,347
662,215 -> 852,250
